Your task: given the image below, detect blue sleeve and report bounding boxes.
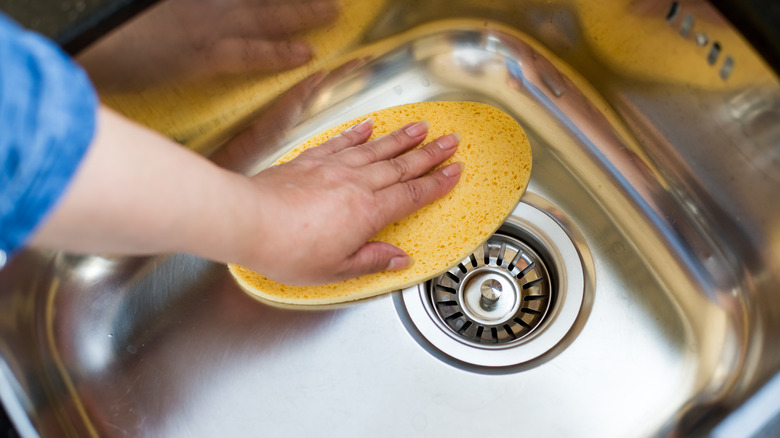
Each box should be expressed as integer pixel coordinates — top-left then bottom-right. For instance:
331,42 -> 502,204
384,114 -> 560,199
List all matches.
0,13 -> 97,260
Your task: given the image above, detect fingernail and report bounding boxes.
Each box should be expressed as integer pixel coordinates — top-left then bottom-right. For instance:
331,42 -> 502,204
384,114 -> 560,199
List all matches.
387,255 -> 414,271
437,133 -> 461,150
348,118 -> 374,136
442,161 -> 464,177
403,120 -> 430,137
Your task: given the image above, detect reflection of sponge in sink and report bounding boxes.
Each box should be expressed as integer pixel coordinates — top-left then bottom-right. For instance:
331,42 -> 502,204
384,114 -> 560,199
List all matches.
101,0 -> 389,153
229,101 -> 532,305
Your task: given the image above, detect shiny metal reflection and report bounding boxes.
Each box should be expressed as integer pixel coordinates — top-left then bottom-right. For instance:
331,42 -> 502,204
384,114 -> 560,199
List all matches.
479,279 -> 503,309
1,0 -> 779,437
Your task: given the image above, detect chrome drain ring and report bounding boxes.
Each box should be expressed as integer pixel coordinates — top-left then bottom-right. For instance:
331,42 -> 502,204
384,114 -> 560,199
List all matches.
431,234 -> 552,345
398,200 -> 589,369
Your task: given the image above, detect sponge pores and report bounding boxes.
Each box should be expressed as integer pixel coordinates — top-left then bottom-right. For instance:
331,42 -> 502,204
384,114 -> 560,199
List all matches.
229,101 -> 532,305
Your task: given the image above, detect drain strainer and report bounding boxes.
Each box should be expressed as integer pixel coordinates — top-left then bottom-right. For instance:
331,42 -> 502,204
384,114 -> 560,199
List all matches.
398,201 -> 588,368
430,234 -> 552,345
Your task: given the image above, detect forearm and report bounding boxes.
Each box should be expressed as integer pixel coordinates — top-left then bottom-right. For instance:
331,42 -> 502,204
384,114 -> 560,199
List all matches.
30,106 -> 253,263
30,105 -> 460,286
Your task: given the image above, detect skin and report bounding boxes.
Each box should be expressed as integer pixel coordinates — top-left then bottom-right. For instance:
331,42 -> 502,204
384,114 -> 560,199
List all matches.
77,0 -> 340,91
30,106 -> 462,286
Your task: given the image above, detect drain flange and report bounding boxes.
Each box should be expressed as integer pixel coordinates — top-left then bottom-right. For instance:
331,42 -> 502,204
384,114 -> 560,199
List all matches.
398,201 -> 587,369
431,234 -> 552,345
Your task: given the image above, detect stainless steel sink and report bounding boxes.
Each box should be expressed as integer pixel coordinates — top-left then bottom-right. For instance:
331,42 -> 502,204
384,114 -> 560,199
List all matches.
2,0 -> 780,436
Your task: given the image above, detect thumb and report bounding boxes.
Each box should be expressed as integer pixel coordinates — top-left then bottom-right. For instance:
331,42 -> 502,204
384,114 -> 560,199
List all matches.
338,241 -> 414,281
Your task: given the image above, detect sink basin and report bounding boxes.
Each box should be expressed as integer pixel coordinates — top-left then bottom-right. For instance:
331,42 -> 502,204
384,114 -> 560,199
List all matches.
1,1 -> 779,436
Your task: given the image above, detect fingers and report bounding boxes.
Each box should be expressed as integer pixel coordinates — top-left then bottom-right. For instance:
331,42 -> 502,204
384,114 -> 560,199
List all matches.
338,120 -> 430,166
335,241 -> 413,281
374,162 -> 464,225
223,1 -> 339,39
207,38 -> 313,74
363,133 -> 460,189
303,118 -> 374,157
258,1 -> 339,37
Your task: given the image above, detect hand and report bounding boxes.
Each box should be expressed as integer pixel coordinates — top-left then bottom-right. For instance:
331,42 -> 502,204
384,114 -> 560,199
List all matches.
30,107 -> 460,288
77,0 -> 339,91
234,119 -> 462,285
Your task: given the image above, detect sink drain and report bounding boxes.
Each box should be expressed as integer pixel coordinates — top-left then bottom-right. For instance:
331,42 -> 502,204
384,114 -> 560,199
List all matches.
398,201 -> 588,368
430,233 -> 552,345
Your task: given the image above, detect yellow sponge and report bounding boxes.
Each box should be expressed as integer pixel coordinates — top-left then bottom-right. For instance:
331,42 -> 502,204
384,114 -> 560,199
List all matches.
229,101 -> 532,305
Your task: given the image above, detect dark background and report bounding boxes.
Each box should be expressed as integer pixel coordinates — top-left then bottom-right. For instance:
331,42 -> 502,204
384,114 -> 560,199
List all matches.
0,406 -> 18,438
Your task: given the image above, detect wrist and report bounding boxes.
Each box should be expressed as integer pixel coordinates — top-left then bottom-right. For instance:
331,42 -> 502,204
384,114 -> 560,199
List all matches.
187,169 -> 271,270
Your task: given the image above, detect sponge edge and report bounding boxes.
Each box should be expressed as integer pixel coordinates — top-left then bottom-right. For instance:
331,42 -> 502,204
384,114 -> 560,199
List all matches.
228,101 -> 532,305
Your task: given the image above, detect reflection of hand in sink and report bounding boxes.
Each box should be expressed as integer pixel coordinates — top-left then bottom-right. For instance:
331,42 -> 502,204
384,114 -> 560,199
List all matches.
210,57 -> 371,173
77,0 -> 339,92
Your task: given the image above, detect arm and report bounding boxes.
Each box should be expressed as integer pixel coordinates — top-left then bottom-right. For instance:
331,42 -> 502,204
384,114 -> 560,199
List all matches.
31,106 -> 462,285
1,11 -> 460,285
29,106 -> 248,258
